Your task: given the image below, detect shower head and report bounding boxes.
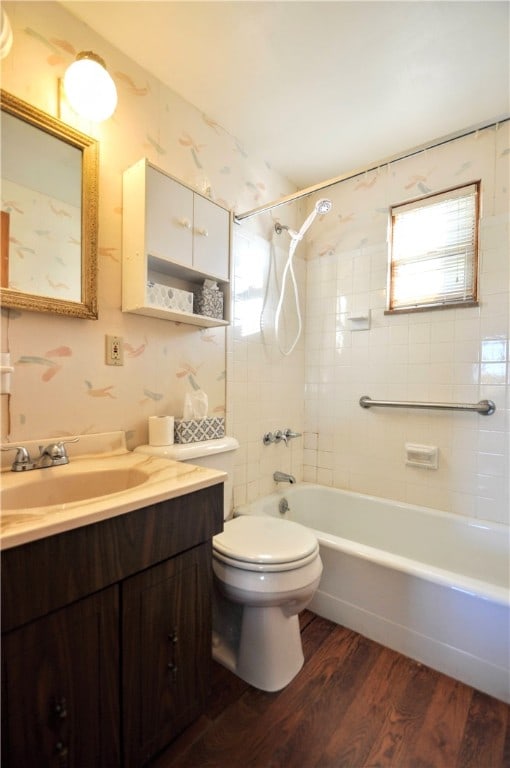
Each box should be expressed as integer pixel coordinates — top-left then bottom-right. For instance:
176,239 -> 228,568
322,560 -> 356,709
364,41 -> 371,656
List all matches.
274,199 -> 332,238
315,199 -> 332,214
274,198 -> 332,241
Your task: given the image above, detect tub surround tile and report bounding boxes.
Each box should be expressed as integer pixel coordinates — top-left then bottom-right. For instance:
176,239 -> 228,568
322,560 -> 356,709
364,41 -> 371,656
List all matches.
297,125 -> 508,526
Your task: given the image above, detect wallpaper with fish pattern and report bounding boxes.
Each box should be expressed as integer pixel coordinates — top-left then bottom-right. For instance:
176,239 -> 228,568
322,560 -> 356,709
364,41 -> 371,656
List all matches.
1,0 -> 296,448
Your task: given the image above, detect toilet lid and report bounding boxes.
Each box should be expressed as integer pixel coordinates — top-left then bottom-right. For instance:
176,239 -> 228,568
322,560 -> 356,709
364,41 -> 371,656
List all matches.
213,516 -> 318,566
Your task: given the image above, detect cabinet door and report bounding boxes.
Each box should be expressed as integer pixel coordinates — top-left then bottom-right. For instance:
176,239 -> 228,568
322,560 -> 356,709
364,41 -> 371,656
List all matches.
146,167 -> 193,267
2,588 -> 119,768
193,194 -> 230,280
122,543 -> 212,768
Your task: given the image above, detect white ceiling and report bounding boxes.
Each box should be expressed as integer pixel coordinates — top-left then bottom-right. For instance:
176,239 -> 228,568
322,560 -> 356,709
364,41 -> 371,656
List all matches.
61,1 -> 510,189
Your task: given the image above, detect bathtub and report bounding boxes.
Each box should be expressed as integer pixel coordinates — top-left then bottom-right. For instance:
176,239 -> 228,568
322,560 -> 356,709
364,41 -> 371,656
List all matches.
235,484 -> 510,703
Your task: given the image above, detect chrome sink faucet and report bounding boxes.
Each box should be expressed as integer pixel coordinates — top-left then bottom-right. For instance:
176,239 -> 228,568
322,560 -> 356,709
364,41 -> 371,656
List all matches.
273,471 -> 296,484
2,437 -> 79,471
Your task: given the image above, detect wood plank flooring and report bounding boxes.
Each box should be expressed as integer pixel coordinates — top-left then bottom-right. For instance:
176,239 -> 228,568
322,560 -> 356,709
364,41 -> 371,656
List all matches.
151,612 -> 510,768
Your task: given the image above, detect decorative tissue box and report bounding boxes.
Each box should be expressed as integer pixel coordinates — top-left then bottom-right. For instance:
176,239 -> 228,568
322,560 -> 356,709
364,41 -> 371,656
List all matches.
146,281 -> 194,313
193,286 -> 224,319
174,417 -> 225,444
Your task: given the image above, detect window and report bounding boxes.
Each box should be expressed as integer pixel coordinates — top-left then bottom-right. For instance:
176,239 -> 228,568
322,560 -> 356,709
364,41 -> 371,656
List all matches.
387,182 -> 480,313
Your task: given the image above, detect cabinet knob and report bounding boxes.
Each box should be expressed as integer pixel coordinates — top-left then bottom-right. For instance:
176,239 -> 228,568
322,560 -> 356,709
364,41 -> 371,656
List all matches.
167,662 -> 178,680
54,697 -> 68,719
178,218 -> 191,230
196,227 -> 209,237
55,740 -> 69,764
168,628 -> 178,644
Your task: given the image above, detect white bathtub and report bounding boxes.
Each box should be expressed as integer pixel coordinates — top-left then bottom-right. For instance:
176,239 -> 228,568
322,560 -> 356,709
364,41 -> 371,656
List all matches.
235,483 -> 510,703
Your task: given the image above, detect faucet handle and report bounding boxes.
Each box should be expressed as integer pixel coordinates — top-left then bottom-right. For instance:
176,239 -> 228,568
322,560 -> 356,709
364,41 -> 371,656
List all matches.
283,428 -> 302,440
1,445 -> 35,471
39,437 -> 79,464
1,445 -> 26,455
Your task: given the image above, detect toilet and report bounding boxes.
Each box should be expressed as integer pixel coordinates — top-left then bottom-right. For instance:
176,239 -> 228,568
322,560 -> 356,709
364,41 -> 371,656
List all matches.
134,437 -> 323,692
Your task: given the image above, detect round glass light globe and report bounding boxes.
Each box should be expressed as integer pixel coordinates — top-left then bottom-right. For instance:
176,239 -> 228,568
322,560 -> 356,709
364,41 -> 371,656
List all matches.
0,9 -> 13,60
64,55 -> 117,122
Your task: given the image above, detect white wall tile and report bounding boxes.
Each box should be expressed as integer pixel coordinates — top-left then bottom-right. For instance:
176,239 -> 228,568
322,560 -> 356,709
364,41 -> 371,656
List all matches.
302,126 -> 509,526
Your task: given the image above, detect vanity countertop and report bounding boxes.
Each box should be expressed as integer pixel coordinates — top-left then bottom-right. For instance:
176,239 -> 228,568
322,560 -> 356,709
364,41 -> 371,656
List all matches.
0,449 -> 225,551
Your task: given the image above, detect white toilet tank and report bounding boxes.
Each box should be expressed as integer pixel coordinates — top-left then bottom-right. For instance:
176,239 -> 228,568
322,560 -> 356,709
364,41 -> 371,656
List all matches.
134,436 -> 239,519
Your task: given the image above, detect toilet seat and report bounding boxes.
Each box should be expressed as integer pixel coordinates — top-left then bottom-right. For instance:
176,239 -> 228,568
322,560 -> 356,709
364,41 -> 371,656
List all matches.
213,516 -> 320,572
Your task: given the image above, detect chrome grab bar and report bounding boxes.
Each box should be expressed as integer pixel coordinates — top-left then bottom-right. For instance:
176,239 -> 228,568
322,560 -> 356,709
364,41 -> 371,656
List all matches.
359,395 -> 496,416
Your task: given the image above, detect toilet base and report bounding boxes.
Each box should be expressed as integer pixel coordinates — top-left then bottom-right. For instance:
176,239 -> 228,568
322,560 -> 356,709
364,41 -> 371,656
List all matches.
213,604 -> 304,692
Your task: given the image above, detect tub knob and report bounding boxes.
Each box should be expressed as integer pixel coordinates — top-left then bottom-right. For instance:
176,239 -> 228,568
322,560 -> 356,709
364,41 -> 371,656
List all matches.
283,428 -> 302,442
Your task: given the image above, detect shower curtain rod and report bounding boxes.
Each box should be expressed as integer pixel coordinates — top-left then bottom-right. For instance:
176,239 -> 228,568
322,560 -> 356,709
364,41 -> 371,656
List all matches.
234,115 -> 509,223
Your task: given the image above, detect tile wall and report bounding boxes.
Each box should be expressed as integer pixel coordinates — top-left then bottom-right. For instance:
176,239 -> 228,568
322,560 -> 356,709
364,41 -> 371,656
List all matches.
227,215 -> 307,507
302,123 -> 509,524
230,123 -> 509,525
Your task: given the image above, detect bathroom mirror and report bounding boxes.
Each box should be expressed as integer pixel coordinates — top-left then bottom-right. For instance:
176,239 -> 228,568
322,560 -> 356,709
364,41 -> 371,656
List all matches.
0,89 -> 98,318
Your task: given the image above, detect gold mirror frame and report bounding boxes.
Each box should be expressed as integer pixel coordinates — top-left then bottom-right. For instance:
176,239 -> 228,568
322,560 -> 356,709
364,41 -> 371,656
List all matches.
0,89 -> 98,319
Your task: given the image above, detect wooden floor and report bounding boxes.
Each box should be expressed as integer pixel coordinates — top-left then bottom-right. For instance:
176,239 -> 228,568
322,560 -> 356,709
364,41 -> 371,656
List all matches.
152,611 -> 510,768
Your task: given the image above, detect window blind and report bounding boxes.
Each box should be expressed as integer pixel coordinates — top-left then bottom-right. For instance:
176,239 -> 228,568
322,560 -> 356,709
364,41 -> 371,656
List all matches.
389,183 -> 479,311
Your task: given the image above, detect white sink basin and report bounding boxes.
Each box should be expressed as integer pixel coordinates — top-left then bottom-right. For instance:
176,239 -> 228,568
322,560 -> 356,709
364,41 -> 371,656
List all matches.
0,432 -> 226,551
1,466 -> 151,510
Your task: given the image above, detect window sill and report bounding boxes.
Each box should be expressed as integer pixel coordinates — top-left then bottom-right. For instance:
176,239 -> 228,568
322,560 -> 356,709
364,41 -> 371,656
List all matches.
385,300 -> 479,316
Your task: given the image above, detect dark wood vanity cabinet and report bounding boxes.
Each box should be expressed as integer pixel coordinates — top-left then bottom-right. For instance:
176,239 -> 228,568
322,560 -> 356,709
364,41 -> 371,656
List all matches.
1,484 -> 223,768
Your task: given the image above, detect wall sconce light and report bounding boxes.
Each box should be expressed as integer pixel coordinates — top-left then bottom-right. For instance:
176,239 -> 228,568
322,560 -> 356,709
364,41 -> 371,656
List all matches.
0,9 -> 13,60
63,51 -> 117,122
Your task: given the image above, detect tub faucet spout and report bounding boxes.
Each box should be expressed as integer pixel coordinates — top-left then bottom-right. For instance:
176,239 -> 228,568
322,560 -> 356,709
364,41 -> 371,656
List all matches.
273,471 -> 296,484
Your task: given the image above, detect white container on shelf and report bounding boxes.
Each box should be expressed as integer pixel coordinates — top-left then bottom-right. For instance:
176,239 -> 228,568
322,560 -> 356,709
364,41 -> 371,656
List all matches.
146,281 -> 193,312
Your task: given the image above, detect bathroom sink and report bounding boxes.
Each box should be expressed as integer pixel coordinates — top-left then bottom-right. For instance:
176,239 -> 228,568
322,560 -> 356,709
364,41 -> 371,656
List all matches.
1,466 -> 151,510
0,431 -> 227,551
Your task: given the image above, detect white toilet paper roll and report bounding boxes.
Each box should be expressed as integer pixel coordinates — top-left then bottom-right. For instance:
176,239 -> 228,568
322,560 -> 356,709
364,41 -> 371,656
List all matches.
148,415 -> 175,446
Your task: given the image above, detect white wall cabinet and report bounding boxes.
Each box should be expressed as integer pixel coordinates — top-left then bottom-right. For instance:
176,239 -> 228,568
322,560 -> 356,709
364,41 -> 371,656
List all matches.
122,159 -> 231,327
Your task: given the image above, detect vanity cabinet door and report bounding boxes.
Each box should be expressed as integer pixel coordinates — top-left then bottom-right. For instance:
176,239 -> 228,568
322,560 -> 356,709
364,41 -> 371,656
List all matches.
146,166 -> 193,267
1,587 -> 119,768
122,543 -> 212,768
193,194 -> 230,280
